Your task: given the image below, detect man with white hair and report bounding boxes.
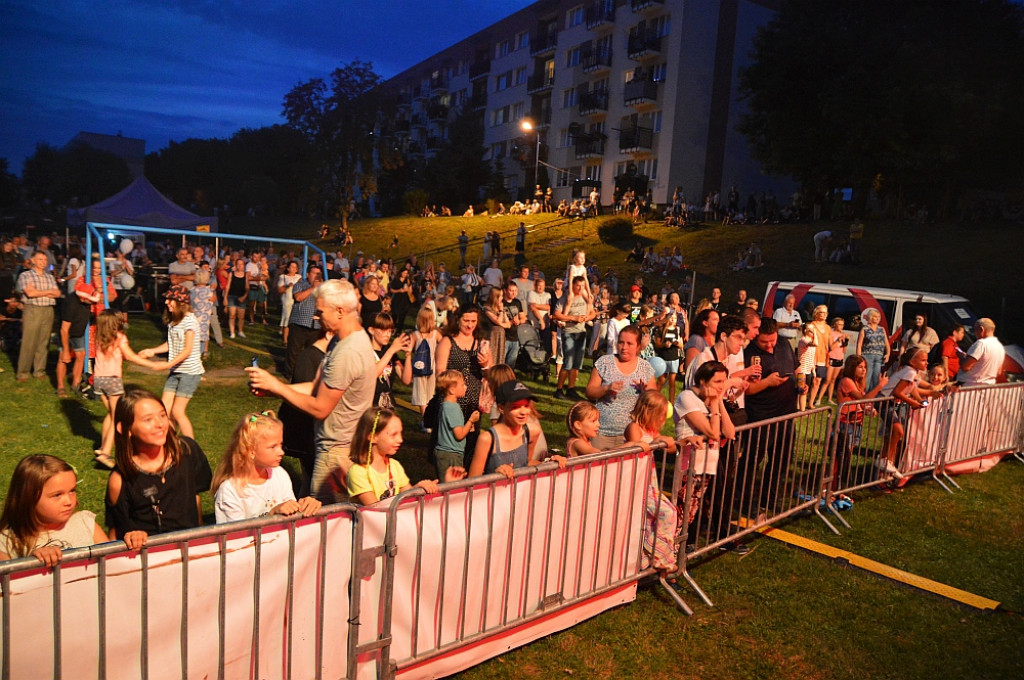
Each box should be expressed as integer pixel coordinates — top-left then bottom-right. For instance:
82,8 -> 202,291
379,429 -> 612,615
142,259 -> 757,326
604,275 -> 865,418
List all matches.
246,278 -> 375,504
957,318 -> 1004,385
773,294 -> 802,350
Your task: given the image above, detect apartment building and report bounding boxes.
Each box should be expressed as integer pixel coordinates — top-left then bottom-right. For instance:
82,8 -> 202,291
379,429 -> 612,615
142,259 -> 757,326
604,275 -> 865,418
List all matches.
381,0 -> 785,208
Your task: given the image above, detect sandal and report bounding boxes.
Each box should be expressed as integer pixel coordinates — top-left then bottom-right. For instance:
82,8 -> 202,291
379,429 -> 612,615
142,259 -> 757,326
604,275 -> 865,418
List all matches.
94,451 -> 115,469
56,388 -> 68,398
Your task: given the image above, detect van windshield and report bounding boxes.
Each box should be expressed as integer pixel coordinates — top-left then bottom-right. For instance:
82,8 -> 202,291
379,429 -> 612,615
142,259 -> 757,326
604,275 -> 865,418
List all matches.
931,302 -> 982,342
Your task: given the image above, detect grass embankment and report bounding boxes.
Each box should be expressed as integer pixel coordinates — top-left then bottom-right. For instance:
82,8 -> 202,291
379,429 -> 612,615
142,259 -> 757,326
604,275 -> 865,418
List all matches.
1,212 -> 1022,678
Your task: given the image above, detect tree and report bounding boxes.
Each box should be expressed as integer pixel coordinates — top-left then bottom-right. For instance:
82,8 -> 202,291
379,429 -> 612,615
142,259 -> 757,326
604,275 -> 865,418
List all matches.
21,142 -> 131,208
738,0 -> 1024,212
0,158 -> 23,210
282,60 -> 388,223
422,109 -> 491,207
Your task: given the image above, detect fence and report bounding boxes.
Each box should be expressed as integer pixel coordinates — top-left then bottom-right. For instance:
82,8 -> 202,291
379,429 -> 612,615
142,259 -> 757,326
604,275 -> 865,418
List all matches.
1,384 -> 1022,678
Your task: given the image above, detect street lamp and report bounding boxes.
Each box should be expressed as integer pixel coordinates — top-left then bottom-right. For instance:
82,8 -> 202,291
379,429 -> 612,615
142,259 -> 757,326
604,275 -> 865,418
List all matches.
520,118 -> 541,197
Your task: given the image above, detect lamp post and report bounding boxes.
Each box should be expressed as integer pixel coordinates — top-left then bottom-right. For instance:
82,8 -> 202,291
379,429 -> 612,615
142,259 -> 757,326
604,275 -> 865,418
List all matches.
520,119 -> 541,197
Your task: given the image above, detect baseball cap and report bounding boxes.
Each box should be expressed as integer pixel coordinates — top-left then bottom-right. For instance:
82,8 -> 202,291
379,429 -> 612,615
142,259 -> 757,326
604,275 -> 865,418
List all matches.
495,381 -> 536,404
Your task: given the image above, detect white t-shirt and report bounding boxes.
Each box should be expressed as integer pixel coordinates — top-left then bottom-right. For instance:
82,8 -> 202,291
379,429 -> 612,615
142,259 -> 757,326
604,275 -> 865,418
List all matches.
482,267 -> 504,289
605,317 -> 630,356
880,365 -> 919,397
214,466 -> 297,523
773,307 -> 802,338
672,390 -> 719,476
167,313 -> 204,375
684,345 -> 747,408
958,336 -> 1005,385
527,290 -> 549,326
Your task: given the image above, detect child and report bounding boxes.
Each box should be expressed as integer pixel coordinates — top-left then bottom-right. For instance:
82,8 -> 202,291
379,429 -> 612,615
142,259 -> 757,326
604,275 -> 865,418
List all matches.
347,408 -> 466,506
835,355 -> 889,489
402,306 -> 443,429
482,364 -> 551,458
605,301 -> 631,357
92,309 -> 156,469
623,390 -> 681,573
565,401 -> 603,457
796,324 -> 816,410
469,381 -> 566,479
139,285 -> 205,438
212,411 -> 321,522
106,389 -> 213,549
0,455 -> 109,566
434,370 -> 481,479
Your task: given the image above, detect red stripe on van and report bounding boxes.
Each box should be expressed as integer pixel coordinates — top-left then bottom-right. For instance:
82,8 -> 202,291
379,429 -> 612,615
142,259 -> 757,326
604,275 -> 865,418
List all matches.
789,283 -> 815,308
763,282 -> 781,315
849,288 -> 891,335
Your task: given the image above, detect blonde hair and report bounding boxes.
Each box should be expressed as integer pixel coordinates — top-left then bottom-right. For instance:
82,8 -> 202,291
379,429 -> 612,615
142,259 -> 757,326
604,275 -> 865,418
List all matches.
212,411 -> 283,494
415,306 -> 436,334
484,364 -> 516,400
435,369 -> 465,395
96,308 -> 125,355
630,390 -> 669,432
194,269 -> 211,286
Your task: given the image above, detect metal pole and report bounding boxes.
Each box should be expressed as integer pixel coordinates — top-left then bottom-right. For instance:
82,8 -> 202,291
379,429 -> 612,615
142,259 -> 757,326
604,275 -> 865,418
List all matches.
534,132 -> 541,193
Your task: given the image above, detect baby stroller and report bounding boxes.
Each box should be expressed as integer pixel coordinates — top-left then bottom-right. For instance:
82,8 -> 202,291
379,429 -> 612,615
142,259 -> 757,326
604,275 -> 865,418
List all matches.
514,322 -> 550,381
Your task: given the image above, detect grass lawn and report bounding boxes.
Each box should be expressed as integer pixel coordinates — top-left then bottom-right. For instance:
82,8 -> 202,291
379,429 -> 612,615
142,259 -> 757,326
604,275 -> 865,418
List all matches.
1,211 -> 1022,677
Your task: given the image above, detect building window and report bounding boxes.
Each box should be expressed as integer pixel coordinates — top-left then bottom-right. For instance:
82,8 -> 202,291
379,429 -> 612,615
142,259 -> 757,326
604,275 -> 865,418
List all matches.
516,31 -> 530,50
593,76 -> 610,94
558,128 -> 570,148
562,87 -> 578,108
651,63 -> 668,82
491,105 -> 510,126
566,46 -> 582,67
495,71 -> 512,91
557,169 -> 570,188
584,165 -> 601,181
512,102 -> 525,120
496,39 -> 511,59
652,15 -> 671,38
566,5 -> 584,28
457,60 -> 467,75
568,166 -> 581,184
515,66 -> 527,85
650,110 -> 663,133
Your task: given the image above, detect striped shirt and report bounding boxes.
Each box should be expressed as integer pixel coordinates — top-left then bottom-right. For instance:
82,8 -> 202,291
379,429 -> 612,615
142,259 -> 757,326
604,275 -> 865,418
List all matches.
17,269 -> 58,307
168,313 -> 205,375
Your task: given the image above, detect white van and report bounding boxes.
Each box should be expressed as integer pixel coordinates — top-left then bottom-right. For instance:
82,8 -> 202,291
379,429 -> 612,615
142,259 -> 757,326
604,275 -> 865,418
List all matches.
761,281 -> 983,357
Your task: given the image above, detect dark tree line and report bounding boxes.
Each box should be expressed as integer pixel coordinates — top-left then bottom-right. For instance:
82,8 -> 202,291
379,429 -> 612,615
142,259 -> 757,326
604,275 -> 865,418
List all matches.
738,0 -> 1024,214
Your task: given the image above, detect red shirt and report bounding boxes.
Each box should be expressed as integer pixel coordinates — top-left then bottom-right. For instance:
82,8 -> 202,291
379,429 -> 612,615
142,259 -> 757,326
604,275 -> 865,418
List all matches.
940,336 -> 960,377
75,277 -> 117,316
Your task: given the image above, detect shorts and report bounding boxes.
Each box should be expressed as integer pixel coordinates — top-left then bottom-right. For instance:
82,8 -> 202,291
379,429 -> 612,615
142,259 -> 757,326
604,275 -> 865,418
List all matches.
562,331 -> 587,371
227,294 -> 246,309
93,376 -> 124,397
815,364 -> 828,379
68,335 -> 86,352
877,401 -> 908,436
829,358 -> 844,368
164,372 -> 202,399
662,358 -> 680,375
434,450 -> 465,481
249,287 -> 268,303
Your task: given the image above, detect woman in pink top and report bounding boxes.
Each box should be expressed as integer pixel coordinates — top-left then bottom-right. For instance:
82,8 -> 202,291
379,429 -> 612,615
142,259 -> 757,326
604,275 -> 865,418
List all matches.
92,310 -> 156,468
822,317 -> 849,404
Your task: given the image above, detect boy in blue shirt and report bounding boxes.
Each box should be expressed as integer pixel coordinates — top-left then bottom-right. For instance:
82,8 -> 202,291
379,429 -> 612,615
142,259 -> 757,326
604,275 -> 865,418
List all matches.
434,370 -> 480,479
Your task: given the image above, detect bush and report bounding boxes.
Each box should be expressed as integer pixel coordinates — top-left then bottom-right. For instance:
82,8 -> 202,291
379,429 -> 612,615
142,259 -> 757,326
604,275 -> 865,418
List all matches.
402,189 -> 429,216
597,216 -> 633,244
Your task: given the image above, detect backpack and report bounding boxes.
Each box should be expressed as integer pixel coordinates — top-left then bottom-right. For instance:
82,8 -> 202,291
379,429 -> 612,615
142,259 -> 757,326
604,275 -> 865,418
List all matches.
411,337 -> 432,377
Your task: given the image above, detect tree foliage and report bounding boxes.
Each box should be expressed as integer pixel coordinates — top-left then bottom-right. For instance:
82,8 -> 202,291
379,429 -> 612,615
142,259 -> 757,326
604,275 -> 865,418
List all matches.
21,143 -> 131,207
738,0 -> 1024,199
282,60 -> 388,220
422,109 -> 491,208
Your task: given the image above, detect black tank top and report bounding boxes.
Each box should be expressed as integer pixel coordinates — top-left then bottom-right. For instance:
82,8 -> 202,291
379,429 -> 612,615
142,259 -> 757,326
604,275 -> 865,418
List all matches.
228,272 -> 247,297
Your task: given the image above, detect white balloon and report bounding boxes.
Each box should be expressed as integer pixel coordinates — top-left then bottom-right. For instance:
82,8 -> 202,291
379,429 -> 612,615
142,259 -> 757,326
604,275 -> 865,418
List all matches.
119,238 -> 134,255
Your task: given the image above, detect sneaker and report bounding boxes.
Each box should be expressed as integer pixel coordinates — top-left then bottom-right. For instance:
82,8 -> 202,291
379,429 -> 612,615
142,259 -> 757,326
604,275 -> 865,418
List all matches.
552,389 -> 566,400
230,332 -> 236,339
238,330 -> 246,338
566,388 -> 582,401
720,542 -> 751,555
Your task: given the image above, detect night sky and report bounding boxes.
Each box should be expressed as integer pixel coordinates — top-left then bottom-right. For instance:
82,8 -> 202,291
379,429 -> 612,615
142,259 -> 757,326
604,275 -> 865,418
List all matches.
0,0 -> 536,175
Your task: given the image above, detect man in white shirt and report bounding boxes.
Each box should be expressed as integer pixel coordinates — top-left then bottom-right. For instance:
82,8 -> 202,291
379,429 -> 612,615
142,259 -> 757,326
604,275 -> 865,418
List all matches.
773,294 -> 802,350
957,318 -> 1005,385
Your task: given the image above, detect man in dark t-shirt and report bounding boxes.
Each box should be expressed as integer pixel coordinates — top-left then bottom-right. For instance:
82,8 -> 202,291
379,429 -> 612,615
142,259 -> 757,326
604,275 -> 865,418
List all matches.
740,318 -> 805,509
502,281 -> 527,365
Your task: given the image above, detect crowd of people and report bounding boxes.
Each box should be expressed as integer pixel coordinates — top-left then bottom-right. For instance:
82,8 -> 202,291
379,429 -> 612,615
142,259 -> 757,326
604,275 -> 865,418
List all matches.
0,228 -> 1008,571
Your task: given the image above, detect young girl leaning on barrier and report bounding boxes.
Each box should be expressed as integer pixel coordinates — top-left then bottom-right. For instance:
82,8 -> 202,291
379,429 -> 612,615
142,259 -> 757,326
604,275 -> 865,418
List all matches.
565,401 -> 603,457
623,390 -> 684,574
212,411 -> 321,523
0,455 -> 110,566
347,408 -> 466,506
833,355 -> 889,493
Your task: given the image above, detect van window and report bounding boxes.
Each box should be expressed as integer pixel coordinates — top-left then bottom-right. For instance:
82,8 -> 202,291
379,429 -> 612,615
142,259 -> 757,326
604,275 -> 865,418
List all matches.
932,302 -> 980,342
828,294 -> 866,331
794,292 -> 827,323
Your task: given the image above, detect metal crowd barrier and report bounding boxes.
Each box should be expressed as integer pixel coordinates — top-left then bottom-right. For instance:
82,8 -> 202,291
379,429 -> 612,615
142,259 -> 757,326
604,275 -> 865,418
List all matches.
0,445 -> 667,680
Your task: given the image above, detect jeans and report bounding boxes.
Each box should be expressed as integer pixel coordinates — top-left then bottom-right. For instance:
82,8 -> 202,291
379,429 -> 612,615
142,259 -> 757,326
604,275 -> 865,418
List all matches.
864,353 -> 884,392
504,339 -> 520,365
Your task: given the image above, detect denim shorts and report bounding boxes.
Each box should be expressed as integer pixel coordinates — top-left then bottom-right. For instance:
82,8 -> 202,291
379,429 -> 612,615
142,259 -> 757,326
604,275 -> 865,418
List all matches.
227,295 -> 245,310
662,358 -> 680,375
562,331 -> 587,371
93,376 -> 124,397
164,372 -> 202,398
68,335 -> 86,352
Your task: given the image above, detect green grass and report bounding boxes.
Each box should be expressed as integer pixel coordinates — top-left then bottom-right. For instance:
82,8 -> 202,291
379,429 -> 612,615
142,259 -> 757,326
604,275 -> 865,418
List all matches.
2,212 -> 1022,678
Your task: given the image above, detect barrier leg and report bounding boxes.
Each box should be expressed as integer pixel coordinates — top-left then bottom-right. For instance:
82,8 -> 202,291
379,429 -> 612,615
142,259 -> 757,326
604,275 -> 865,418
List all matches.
1013,451 -> 1024,464
938,468 -> 962,491
818,501 -> 848,532
677,565 -> 714,608
657,576 -> 694,616
930,469 -> 957,494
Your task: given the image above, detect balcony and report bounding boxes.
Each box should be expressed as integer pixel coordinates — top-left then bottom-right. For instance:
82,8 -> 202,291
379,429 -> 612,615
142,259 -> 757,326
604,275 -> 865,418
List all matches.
413,86 -> 429,102
585,1 -> 616,29
407,141 -> 424,157
578,90 -> 609,115
428,103 -> 450,121
527,72 -> 555,94
469,60 -> 491,80
530,31 -> 558,57
429,74 -> 449,92
426,137 -> 443,151
393,119 -> 411,136
623,78 -> 660,106
397,92 -> 413,109
631,0 -> 665,13
411,114 -> 427,129
470,91 -> 488,110
627,30 -> 663,59
618,125 -> 654,152
530,105 -> 553,128
574,137 -> 606,160
581,46 -> 613,73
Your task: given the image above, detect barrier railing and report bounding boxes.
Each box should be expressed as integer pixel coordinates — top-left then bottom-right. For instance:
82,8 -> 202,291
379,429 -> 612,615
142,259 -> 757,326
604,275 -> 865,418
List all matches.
2,385 -> 1022,675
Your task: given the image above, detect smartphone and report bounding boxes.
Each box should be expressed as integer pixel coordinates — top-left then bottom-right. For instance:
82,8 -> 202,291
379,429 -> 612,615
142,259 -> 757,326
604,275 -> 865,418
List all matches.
251,356 -> 259,368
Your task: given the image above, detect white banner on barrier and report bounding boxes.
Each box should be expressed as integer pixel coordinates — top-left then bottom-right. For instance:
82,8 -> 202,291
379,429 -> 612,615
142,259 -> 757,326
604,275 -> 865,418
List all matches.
359,451 -> 650,678
0,510 -> 357,680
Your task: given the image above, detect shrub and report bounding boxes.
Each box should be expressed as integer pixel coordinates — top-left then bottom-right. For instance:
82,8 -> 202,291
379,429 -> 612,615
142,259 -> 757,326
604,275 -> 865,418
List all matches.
597,216 -> 633,244
402,189 -> 429,216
